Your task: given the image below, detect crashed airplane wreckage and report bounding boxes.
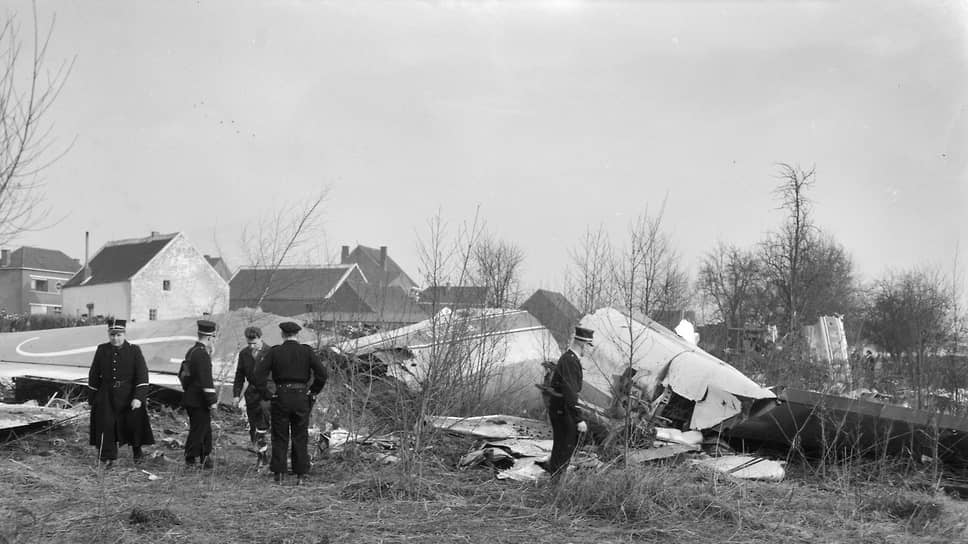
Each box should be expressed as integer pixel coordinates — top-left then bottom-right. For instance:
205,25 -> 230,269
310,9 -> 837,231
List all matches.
344,306 -> 968,470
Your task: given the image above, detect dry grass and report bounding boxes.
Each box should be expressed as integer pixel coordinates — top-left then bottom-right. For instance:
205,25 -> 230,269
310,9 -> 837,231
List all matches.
0,410 -> 967,544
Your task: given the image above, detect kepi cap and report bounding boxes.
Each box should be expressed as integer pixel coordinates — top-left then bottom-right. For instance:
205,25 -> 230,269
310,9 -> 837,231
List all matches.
574,326 -> 594,346
107,318 -> 126,332
279,321 -> 301,335
197,319 -> 217,336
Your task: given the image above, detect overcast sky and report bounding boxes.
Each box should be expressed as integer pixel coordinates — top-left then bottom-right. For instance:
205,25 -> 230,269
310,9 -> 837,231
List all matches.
6,0 -> 967,293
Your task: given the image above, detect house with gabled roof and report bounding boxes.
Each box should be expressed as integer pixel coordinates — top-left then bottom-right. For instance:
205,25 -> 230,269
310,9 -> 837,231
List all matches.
61,232 -> 229,321
229,264 -> 365,317
340,245 -> 418,292
0,246 -> 82,315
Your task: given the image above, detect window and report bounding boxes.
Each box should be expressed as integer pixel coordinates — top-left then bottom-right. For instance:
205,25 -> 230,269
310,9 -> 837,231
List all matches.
55,281 -> 63,291
149,309 -> 157,321
162,280 -> 171,291
305,303 -> 314,312
31,279 -> 49,292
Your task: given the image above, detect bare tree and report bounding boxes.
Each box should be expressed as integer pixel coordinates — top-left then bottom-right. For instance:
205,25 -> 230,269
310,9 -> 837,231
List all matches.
239,190 -> 328,309
415,207 -> 483,313
698,241 -> 762,332
564,224 -> 614,314
613,201 -> 686,324
472,233 -> 524,308
760,163 -> 816,334
0,6 -> 73,245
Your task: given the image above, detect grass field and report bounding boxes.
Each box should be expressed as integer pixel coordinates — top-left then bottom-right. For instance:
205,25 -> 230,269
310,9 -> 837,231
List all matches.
1,408 -> 967,544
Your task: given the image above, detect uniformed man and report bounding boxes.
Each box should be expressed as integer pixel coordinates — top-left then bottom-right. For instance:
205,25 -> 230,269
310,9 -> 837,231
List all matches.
254,321 -> 327,484
182,319 -> 219,468
538,326 -> 594,480
87,318 -> 155,468
233,325 -> 274,467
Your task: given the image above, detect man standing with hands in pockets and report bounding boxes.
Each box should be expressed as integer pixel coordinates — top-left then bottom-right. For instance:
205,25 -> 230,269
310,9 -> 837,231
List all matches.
254,321 -> 328,485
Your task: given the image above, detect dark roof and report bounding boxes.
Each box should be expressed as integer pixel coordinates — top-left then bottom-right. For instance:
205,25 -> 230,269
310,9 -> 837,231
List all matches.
62,233 -> 177,288
418,285 -> 488,307
3,246 -> 80,272
519,289 -> 581,350
343,245 -> 417,289
320,283 -> 426,324
205,255 -> 233,282
230,265 -> 361,304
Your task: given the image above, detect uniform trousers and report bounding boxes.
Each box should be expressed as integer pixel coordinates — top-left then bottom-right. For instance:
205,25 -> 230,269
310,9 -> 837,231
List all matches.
270,389 -> 313,475
185,406 -> 213,461
547,403 -> 579,475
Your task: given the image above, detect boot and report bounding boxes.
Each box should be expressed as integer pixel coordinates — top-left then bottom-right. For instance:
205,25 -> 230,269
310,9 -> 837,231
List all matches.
132,446 -> 144,465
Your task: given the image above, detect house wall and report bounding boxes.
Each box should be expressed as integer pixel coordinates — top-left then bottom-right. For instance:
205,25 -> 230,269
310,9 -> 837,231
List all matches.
63,282 -> 131,319
22,269 -> 74,314
0,269 -> 75,314
0,270 -> 22,314
130,235 -> 229,322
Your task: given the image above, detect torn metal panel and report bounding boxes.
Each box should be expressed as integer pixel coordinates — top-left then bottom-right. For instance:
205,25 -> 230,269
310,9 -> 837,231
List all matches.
427,415 -> 551,440
0,364 -> 186,392
579,308 -> 775,430
0,402 -> 83,431
723,388 -> 968,467
803,315 -> 852,388
625,443 -> 699,463
691,455 -> 786,481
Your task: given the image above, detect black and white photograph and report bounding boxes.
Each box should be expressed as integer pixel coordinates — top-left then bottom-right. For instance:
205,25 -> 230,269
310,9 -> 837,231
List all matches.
0,1 -> 966,542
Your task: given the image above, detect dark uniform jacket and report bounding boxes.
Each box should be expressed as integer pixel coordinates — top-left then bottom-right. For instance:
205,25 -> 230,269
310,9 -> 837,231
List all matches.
181,342 -> 218,408
87,341 -> 154,446
233,344 -> 274,405
550,348 -> 584,422
253,340 -> 328,400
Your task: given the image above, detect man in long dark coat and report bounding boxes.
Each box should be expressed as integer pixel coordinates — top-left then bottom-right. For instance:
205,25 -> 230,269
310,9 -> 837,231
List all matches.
87,318 -> 155,467
538,326 -> 594,480
253,321 -> 328,485
233,325 -> 274,467
182,319 -> 219,468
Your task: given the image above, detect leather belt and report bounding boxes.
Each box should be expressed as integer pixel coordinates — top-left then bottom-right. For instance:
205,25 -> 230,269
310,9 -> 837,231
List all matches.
276,383 -> 307,390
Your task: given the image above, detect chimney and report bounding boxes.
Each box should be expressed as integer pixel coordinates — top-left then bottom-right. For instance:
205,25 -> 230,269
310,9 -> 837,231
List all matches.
379,246 -> 387,270
82,232 -> 91,282
341,245 -> 350,264
150,231 -> 160,237
0,249 -> 8,267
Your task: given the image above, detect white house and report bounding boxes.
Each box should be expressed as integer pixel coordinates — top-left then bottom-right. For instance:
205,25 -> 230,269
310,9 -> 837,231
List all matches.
61,232 -> 229,322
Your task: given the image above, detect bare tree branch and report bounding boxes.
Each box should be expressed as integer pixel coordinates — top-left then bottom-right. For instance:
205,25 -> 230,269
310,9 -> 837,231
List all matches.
0,5 -> 73,245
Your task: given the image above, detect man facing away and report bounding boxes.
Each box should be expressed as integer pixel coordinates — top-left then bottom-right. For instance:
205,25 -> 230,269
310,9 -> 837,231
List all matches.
233,325 -> 274,467
254,321 -> 328,485
87,318 -> 155,468
538,326 -> 594,480
182,319 -> 219,468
